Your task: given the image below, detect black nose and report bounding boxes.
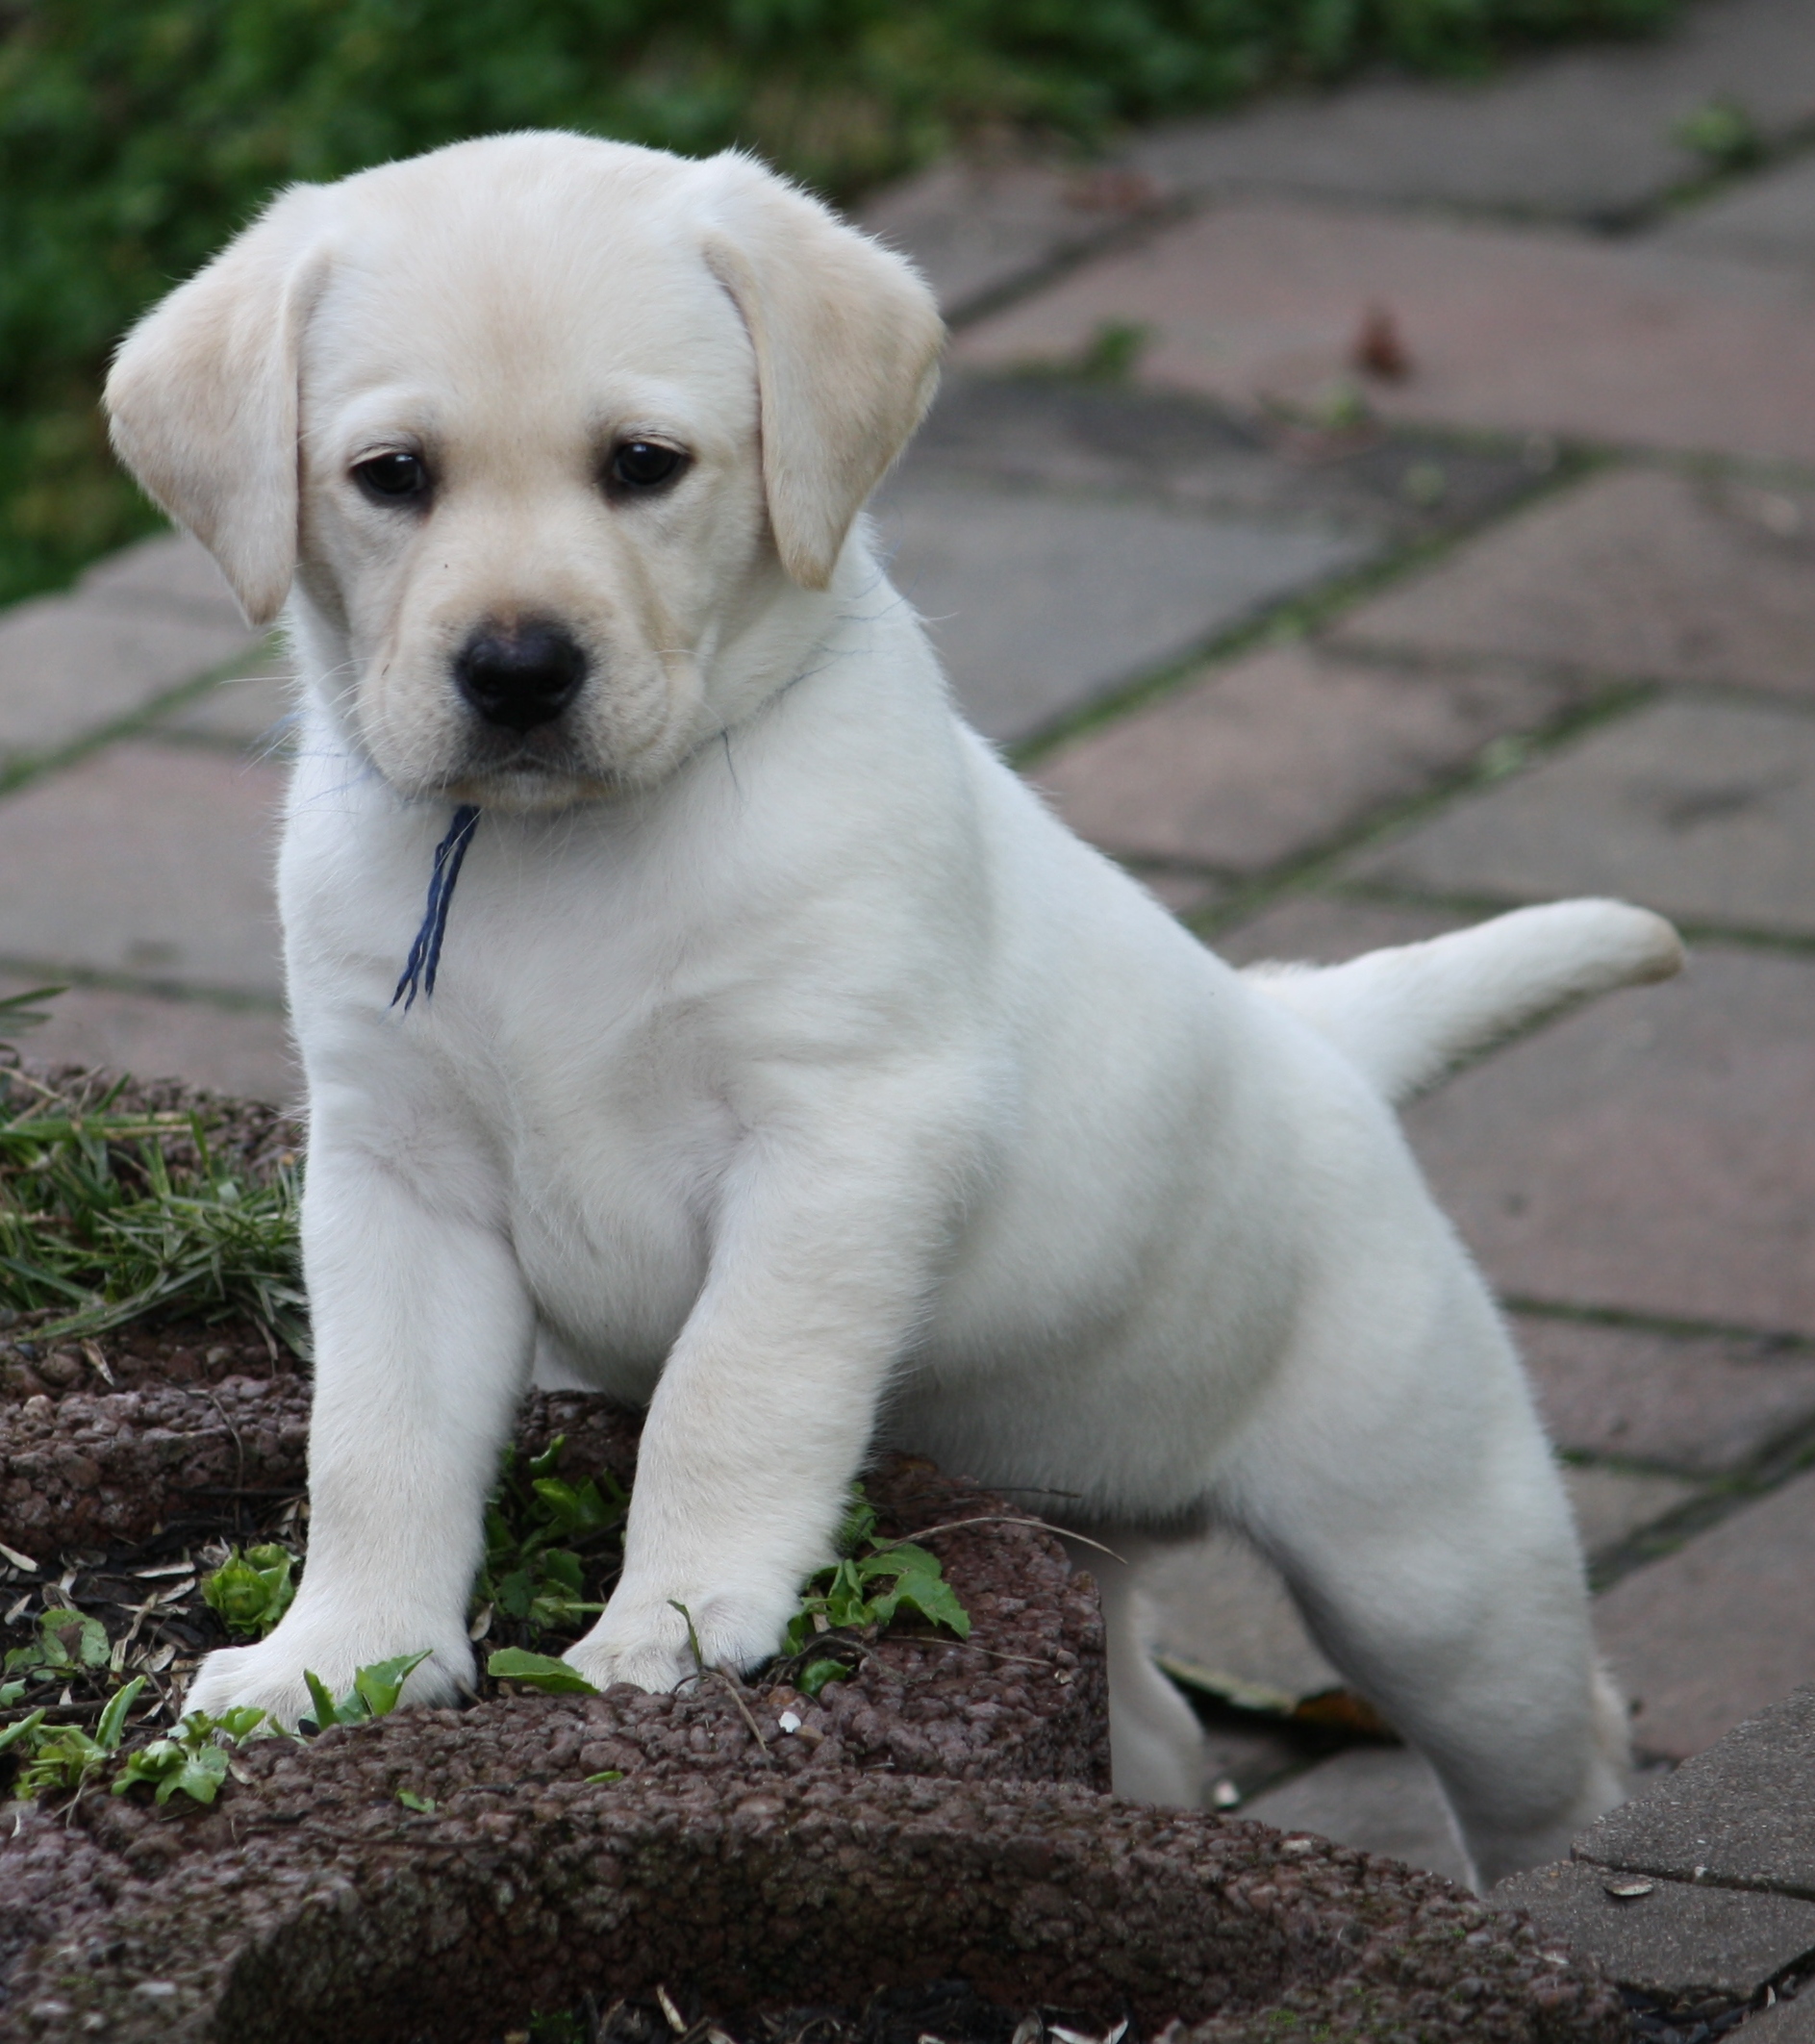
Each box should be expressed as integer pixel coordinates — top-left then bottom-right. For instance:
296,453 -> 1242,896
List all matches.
455,619 -> 588,732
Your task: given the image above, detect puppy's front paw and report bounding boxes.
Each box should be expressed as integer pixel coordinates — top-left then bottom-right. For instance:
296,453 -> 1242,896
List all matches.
185,1620 -> 472,1729
564,1591 -> 783,1696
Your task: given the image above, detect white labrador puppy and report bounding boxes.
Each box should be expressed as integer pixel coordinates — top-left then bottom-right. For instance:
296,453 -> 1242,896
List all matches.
107,131 -> 1680,1887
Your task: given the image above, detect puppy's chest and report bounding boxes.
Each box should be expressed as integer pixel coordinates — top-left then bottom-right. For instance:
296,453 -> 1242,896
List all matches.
496,1060 -> 731,1370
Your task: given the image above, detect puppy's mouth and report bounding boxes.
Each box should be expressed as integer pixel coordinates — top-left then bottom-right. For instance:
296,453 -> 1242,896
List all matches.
441,722 -> 622,809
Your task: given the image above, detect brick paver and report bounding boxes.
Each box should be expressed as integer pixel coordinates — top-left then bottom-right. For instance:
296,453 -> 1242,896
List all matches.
1403,946 -> 1815,1337
875,471 -> 1369,742
1124,0 -> 1815,224
1032,644 -> 1574,874
1350,695 -> 1815,936
954,197 -> 1815,464
1596,1470 -> 1815,1761
1517,1315 -> 1815,1476
1334,467 -> 1815,698
0,742 -> 285,997
1655,150 -> 1815,269
0,968 -> 292,1101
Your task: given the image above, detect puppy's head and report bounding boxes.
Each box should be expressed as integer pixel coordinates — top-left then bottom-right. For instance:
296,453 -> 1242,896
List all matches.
105,134 -> 943,808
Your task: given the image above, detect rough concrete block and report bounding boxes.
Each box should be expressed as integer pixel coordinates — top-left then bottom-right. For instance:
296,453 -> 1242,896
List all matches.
0,600 -> 257,766
1335,469 -> 1815,699
875,473 -> 1369,743
1403,946 -> 1815,1337
905,372 -> 1537,541
1518,1316 -> 1815,1476
954,198 -> 1815,464
1494,1859 -> 1815,2003
151,651 -> 296,754
1595,1475 -> 1815,1760
1575,1681 -> 1815,1892
73,531 -> 242,622
1031,645 -> 1573,873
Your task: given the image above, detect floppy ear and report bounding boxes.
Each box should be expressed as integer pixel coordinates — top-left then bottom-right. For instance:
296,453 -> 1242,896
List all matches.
699,155 -> 945,591
105,185 -> 331,627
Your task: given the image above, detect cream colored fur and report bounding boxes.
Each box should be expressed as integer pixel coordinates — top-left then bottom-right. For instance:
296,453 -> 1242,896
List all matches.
106,131 -> 1681,1889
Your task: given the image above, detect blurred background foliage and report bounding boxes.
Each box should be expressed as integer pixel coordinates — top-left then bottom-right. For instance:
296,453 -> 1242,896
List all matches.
2,0 -> 1678,612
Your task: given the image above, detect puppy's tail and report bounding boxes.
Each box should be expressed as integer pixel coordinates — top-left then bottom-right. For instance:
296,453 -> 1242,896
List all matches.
1242,898 -> 1682,1106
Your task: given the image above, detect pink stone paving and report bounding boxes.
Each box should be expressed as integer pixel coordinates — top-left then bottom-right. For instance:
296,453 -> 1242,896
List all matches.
0,971 -> 294,1102
1597,1470 -> 1815,1760
1404,946 -> 1815,1338
0,742 -> 286,997
1516,1315 -> 1815,1476
1334,468 -> 1815,697
954,196 -> 1815,463
1030,644 -> 1574,873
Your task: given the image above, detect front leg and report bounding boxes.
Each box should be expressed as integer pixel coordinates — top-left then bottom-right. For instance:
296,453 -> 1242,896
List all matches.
567,1112 -> 952,1693
188,1120 -> 534,1725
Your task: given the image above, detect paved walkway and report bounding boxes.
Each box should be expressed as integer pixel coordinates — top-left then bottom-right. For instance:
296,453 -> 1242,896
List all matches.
5,0 -> 1815,1884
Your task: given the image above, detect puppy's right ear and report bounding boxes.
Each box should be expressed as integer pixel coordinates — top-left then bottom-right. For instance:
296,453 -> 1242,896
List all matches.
105,186 -> 331,627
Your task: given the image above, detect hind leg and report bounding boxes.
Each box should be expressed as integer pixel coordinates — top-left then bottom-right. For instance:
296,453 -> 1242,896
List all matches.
1215,1273 -> 1628,1889
1064,1533 -> 1210,1806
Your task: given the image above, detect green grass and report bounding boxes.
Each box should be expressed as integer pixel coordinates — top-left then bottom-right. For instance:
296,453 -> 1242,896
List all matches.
1,0 -> 1680,611
0,994 -> 305,1350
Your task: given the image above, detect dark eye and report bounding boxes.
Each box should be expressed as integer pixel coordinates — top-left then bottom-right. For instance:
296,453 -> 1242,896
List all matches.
353,452 -> 429,503
609,441 -> 685,492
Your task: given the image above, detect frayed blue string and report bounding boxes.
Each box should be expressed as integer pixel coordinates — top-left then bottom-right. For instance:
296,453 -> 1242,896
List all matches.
391,804 -> 481,1011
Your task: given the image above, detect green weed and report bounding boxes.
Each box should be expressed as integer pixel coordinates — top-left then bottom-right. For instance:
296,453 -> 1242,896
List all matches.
781,1486 -> 971,1696
299,1650 -> 432,1731
1675,97 -> 1764,170
474,1436 -> 626,1644
113,1704 -> 268,1805
13,1676 -> 144,1799
4,1606 -> 111,1681
486,1647 -> 599,1695
201,1543 -> 297,1638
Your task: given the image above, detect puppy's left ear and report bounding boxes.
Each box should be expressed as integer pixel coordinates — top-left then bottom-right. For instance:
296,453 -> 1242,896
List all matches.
699,155 -> 944,591
105,183 -> 332,627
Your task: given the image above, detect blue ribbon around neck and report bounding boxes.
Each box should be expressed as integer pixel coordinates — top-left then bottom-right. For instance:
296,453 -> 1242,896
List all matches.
392,804 -> 481,1011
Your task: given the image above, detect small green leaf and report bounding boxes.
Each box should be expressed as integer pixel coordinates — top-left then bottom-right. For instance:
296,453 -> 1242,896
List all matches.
584,1769 -> 623,1784
0,1708 -> 45,1754
163,1745 -> 230,1804
889,1571 -> 971,1639
396,1787 -> 436,1812
351,1651 -> 432,1719
202,1543 -> 296,1638
796,1658 -> 850,1699
0,1680 -> 26,1709
38,1607 -> 110,1670
302,1668 -> 340,1731
487,1648 -> 599,1695
95,1675 -> 146,1751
